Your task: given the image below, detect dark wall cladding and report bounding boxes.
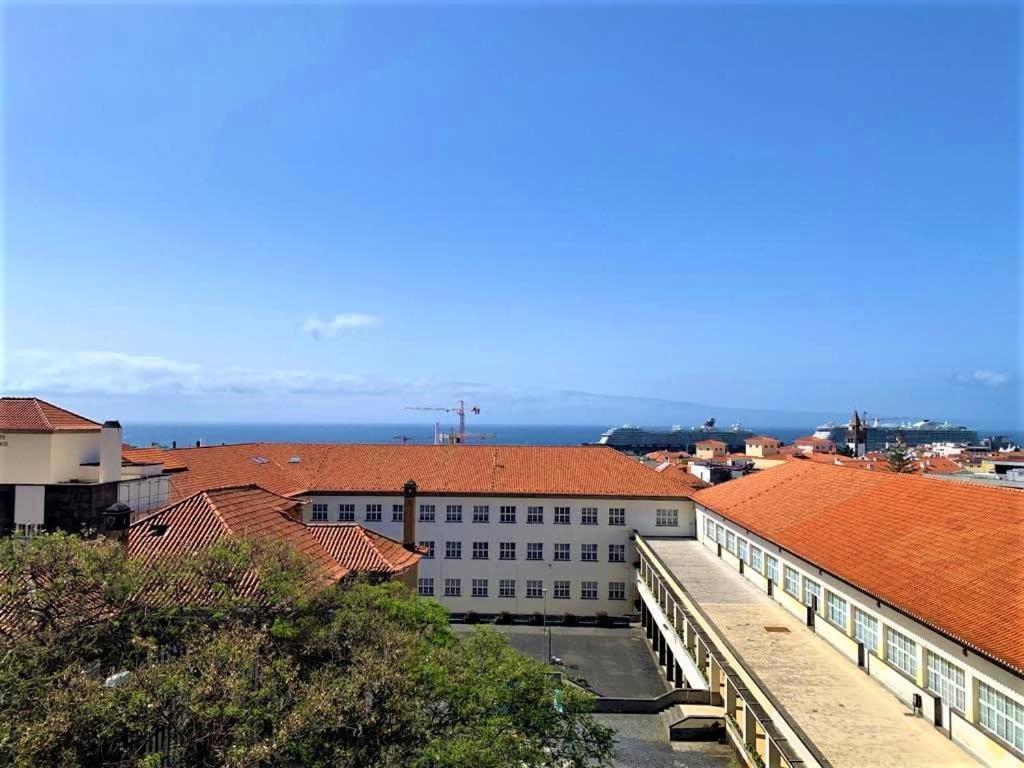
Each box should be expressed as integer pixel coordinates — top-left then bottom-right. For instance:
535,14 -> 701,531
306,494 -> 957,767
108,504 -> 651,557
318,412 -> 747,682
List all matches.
44,483 -> 119,533
0,486 -> 14,534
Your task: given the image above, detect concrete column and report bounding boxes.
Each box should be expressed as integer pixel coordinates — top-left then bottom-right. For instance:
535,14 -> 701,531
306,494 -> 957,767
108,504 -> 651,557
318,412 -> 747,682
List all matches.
710,656 -> 722,694
665,647 -> 675,681
965,675 -> 981,724
914,643 -> 928,689
725,680 -> 737,717
696,640 -> 707,670
767,737 -> 783,768
744,705 -> 756,750
674,662 -> 684,689
684,620 -> 696,654
658,630 -> 667,666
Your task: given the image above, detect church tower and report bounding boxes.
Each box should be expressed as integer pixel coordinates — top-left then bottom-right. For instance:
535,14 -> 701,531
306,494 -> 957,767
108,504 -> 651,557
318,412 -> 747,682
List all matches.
846,410 -> 867,457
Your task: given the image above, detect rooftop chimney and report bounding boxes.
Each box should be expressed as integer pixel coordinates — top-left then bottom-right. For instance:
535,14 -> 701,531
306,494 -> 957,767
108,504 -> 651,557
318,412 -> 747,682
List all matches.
99,421 -> 122,484
402,480 -> 417,547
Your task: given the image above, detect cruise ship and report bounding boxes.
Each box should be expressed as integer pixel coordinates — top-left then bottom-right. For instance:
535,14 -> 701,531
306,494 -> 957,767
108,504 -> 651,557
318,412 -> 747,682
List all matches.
594,419 -> 755,453
813,415 -> 978,451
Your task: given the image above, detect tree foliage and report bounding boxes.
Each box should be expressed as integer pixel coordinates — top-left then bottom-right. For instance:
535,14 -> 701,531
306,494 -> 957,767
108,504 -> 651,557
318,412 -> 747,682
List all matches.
884,434 -> 916,474
0,533 -> 613,768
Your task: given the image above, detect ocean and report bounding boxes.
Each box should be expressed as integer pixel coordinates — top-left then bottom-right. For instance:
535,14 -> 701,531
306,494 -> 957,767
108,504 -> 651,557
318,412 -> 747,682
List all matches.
121,423 -> 1022,450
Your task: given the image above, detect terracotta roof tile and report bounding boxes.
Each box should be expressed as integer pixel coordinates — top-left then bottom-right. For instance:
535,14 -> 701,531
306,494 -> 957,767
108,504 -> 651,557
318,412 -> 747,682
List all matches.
694,461 -> 1024,674
0,397 -> 101,433
124,444 -> 695,503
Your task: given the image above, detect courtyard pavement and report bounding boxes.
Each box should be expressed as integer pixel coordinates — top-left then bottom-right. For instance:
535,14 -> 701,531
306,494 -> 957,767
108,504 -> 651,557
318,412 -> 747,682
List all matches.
452,624 -> 668,697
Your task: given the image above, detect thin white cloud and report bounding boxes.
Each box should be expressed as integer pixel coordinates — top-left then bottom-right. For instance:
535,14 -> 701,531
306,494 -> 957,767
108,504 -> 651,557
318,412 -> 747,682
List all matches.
953,369 -> 1012,388
3,349 -> 394,397
303,313 -> 378,339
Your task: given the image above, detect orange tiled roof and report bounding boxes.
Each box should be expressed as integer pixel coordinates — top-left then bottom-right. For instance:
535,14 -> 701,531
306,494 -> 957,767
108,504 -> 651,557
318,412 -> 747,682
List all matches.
744,435 -> 779,443
694,461 -> 1024,674
308,525 -> 422,574
793,435 -> 833,445
695,440 -> 726,448
123,444 -> 696,503
128,485 -> 348,585
0,397 -> 100,433
653,461 -> 711,490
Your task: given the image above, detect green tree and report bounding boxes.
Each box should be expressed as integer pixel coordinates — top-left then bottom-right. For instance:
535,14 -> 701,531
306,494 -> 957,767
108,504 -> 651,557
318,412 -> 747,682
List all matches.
0,533 -> 613,768
834,443 -> 855,458
885,434 -> 916,474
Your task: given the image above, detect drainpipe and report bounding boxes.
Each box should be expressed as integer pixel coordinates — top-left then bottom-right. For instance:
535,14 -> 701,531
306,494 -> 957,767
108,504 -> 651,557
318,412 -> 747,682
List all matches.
402,480 -> 417,548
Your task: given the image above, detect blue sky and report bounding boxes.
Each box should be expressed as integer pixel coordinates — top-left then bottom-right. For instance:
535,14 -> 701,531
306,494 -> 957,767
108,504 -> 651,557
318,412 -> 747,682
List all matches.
2,2 -> 1020,428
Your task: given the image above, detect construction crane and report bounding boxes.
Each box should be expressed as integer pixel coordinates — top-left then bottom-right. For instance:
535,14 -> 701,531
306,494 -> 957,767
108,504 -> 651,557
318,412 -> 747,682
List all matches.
405,400 -> 493,445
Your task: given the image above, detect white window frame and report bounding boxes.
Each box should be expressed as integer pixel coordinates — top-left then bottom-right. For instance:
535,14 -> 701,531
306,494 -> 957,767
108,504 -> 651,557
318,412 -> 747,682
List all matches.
926,652 -> 966,713
472,541 -> 488,560
608,544 -> 625,563
338,503 -> 356,522
527,505 -> 544,524
472,578 -> 488,598
885,627 -> 917,677
826,592 -> 847,628
581,544 -> 598,562
499,505 -> 516,524
765,554 -> 779,585
444,578 -> 461,597
392,504 -> 404,522
554,506 -> 571,524
581,507 -> 598,525
554,543 -> 571,561
783,566 -> 800,597
445,540 -> 462,560
853,608 -> 879,653
527,542 -> 544,561
656,508 -> 679,527
417,577 -> 433,596
802,578 -> 822,612
499,579 -> 516,598
419,504 -> 436,522
609,581 -> 626,600
553,580 -> 570,599
979,683 -> 1024,751
472,505 -> 489,523
581,581 -> 598,600
499,541 -> 516,561
446,504 -> 463,523
526,580 -> 544,599
608,508 -> 625,526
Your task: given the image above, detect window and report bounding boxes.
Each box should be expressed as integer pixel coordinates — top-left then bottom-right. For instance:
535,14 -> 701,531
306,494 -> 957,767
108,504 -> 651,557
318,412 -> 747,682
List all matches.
656,508 -> 679,527
444,578 -> 461,597
365,504 -> 382,522
419,540 -> 434,559
826,592 -> 847,628
716,523 -> 725,544
553,580 -> 570,599
311,503 -> 328,522
608,508 -> 625,526
392,504 -> 404,522
803,578 -> 822,612
854,609 -> 879,652
725,530 -> 736,554
337,503 -> 355,522
581,507 -> 598,525
581,581 -> 598,600
419,504 -> 435,522
499,542 -> 516,561
526,580 -> 544,599
749,544 -> 763,572
980,683 -> 1024,751
927,652 -> 966,712
554,506 -> 570,524
500,505 -> 516,524
705,517 -> 716,540
609,582 -> 626,600
472,579 -> 488,598
608,544 -> 625,563
885,627 -> 917,677
446,504 -> 463,523
581,544 -> 598,562
737,538 -> 748,562
554,543 -> 571,561
472,541 -> 489,560
527,542 -> 544,561
783,566 -> 800,597
445,541 -> 462,560
765,555 -> 779,585
472,505 -> 489,523
417,578 -> 434,597
527,506 -> 544,524
499,579 -> 516,598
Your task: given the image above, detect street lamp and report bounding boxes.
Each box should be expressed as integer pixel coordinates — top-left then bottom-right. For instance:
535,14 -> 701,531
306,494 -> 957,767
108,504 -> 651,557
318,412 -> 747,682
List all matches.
543,587 -> 552,663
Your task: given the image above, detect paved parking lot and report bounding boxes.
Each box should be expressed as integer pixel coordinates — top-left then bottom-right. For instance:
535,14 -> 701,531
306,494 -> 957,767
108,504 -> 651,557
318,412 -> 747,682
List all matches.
453,624 -> 668,697
593,715 -> 736,768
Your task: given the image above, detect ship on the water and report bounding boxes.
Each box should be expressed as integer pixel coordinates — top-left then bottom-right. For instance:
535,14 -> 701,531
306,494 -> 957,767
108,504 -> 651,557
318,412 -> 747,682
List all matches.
814,414 -> 979,451
594,419 -> 755,453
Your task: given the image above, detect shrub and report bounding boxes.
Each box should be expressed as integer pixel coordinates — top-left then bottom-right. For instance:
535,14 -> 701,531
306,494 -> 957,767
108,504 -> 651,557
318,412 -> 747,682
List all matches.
530,612 -> 544,626
465,610 -> 480,624
562,613 -> 578,627
595,611 -> 611,628
495,611 -> 513,625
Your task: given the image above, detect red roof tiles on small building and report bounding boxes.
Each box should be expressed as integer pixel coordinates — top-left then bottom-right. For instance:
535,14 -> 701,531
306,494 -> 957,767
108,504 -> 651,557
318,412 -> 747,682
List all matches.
694,461 -> 1024,674
128,485 -> 421,584
0,397 -> 101,433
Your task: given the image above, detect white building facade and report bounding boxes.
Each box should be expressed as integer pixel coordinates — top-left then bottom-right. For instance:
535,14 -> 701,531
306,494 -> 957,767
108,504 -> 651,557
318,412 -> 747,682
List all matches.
299,491 -> 696,616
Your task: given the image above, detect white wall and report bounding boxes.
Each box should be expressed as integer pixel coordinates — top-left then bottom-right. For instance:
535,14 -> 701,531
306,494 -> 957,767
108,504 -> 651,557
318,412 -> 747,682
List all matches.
0,433 -> 53,484
299,493 -> 696,615
695,503 -> 1024,765
49,432 -> 101,483
14,485 -> 45,525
